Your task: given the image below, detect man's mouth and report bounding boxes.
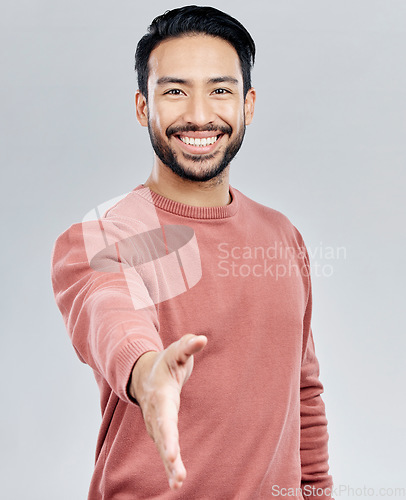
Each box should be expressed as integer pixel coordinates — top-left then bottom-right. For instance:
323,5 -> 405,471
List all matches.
178,135 -> 221,147
172,131 -> 225,155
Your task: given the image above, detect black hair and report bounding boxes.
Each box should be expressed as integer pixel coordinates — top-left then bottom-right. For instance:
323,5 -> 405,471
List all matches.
135,5 -> 255,99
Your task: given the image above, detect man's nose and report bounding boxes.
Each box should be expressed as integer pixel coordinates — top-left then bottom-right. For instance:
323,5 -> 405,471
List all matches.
183,94 -> 215,127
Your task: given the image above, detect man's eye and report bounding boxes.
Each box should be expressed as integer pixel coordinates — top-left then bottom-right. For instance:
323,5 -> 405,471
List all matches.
165,89 -> 183,95
212,88 -> 230,95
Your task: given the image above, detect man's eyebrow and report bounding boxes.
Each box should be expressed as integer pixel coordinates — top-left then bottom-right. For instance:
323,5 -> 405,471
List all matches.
156,76 -> 240,86
208,76 -> 239,85
156,77 -> 190,86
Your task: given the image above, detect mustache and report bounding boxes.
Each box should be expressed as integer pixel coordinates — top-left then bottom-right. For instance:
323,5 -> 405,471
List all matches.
166,124 -> 232,137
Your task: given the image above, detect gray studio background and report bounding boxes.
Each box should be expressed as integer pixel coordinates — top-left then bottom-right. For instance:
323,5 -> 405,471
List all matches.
1,1 -> 405,498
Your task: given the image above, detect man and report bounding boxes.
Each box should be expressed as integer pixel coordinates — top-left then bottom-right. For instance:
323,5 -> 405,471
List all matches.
52,6 -> 334,499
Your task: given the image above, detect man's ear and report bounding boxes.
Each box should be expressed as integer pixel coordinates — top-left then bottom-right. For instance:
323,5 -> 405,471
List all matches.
244,87 -> 256,126
135,90 -> 148,127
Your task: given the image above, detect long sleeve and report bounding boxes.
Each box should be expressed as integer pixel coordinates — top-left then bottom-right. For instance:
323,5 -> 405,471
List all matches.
300,246 -> 334,500
51,218 -> 164,404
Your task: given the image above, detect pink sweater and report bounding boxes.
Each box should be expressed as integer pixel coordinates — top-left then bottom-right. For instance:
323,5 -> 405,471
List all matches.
51,185 -> 333,499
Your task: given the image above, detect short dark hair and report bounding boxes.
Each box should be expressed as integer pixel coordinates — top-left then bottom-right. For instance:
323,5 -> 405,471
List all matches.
135,5 -> 255,99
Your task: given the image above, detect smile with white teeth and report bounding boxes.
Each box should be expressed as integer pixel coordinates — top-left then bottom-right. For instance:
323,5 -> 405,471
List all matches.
178,135 -> 219,146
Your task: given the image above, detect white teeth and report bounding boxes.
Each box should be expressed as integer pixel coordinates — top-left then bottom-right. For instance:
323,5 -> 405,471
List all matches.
179,135 -> 219,146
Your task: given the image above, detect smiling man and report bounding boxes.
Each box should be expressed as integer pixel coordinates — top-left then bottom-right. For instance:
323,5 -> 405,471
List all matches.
138,34 -> 254,191
52,6 -> 334,499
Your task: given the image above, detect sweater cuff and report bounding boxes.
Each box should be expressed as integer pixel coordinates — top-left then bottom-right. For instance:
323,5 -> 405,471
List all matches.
113,337 -> 163,405
302,484 -> 334,500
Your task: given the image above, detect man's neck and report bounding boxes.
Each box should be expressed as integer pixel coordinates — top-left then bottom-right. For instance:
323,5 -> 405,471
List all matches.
143,160 -> 231,207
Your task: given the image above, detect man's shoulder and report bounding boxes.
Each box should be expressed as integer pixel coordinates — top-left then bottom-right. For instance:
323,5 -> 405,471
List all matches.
54,187 -> 152,250
233,186 -> 298,232
100,185 -> 148,221
91,185 -> 163,235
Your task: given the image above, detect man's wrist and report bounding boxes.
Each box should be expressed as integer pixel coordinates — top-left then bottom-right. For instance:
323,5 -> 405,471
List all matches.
127,351 -> 158,404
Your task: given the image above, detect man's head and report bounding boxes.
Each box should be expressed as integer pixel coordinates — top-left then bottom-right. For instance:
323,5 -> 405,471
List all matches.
134,6 -> 256,183
135,6 -> 255,101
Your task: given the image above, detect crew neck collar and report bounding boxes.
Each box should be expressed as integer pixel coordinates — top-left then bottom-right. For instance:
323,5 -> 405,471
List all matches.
132,184 -> 239,220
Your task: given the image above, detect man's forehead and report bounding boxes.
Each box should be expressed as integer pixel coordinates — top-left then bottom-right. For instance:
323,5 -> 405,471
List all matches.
147,35 -> 243,83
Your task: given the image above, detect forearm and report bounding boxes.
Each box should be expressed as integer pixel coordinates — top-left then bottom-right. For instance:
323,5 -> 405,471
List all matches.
75,284 -> 162,402
300,332 -> 333,499
52,221 -> 163,403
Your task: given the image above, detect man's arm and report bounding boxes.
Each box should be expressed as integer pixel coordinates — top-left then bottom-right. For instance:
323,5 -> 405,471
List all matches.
51,219 -> 163,404
51,219 -> 207,491
299,243 -> 334,500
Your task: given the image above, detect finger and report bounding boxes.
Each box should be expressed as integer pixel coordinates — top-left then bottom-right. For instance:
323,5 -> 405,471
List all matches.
174,334 -> 208,365
168,453 -> 187,490
157,392 -> 180,462
153,393 -> 186,487
165,334 -> 207,387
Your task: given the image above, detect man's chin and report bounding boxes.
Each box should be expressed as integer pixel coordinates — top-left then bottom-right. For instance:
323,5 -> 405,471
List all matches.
167,162 -> 227,183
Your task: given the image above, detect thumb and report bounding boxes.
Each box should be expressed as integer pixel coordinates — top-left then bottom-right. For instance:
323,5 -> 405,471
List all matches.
173,334 -> 208,365
164,334 -> 207,386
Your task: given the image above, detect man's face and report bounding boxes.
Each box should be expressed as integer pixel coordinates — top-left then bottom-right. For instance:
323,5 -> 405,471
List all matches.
136,34 -> 255,182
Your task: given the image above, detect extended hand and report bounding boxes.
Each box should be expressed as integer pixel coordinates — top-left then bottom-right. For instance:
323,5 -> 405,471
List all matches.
129,334 -> 208,490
